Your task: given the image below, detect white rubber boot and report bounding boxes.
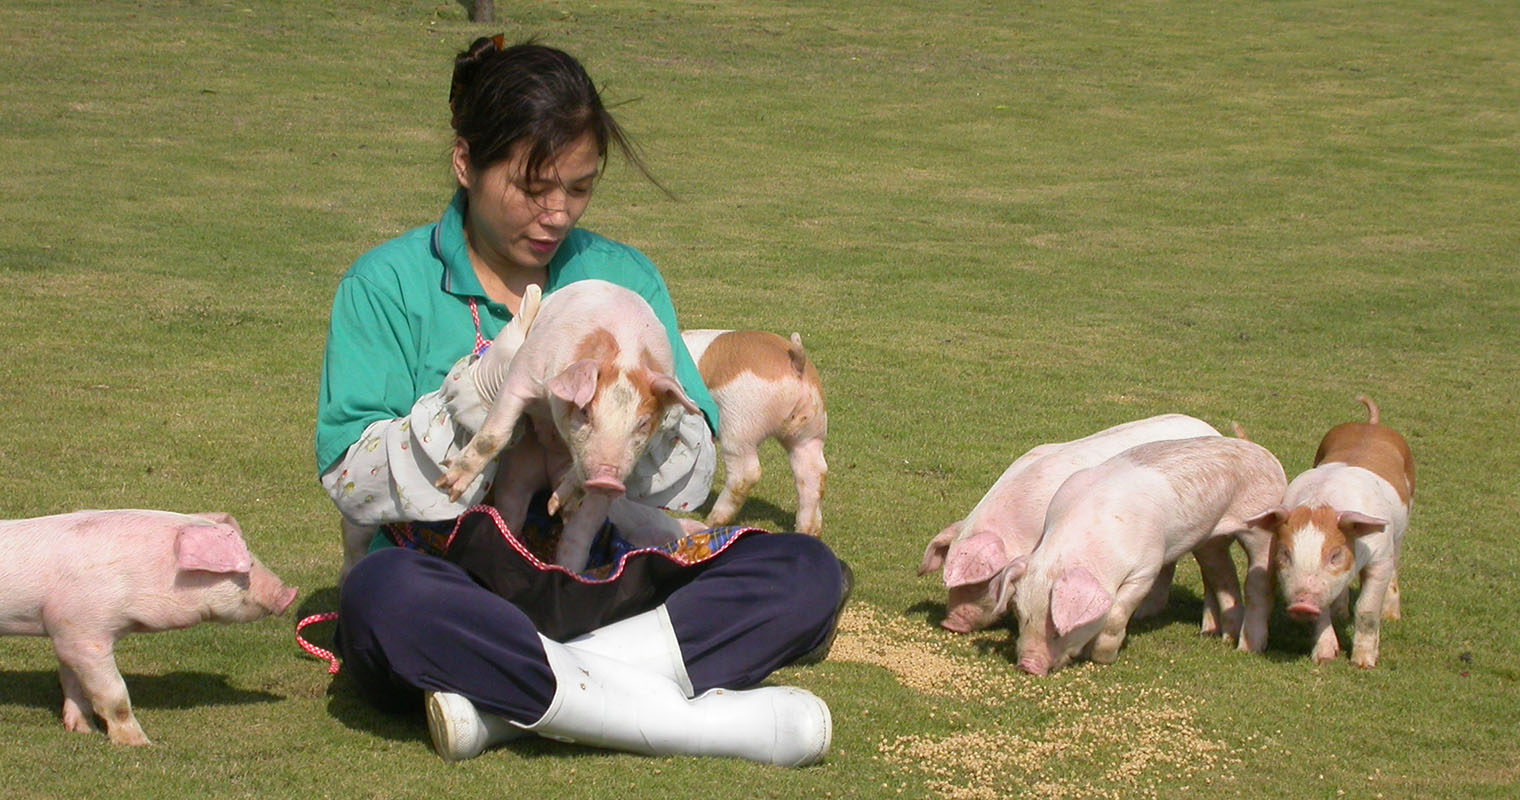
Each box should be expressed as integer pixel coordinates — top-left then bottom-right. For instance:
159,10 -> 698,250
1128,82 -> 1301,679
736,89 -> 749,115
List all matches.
425,690 -> 527,762
427,605 -> 691,762
563,605 -> 695,697
524,635 -> 831,767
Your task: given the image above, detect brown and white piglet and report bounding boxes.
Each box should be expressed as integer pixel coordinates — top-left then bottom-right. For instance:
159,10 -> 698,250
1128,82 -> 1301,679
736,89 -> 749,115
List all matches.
1242,396 -> 1413,668
0,510 -> 298,745
437,279 -> 702,571
680,329 -> 828,536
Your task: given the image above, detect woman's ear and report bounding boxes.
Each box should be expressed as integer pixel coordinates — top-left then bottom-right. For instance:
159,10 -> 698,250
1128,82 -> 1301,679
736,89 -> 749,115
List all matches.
452,138 -> 472,189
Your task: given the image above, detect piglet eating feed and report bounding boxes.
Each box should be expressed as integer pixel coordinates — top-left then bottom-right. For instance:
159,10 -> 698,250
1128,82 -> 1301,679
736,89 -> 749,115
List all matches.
1005,436 -> 1286,675
0,509 -> 298,745
680,329 -> 828,536
919,414 -> 1222,633
436,279 -> 701,572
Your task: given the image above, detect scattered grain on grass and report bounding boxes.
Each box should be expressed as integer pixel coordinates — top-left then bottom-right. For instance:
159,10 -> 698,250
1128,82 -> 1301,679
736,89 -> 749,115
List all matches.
832,603 -> 1236,800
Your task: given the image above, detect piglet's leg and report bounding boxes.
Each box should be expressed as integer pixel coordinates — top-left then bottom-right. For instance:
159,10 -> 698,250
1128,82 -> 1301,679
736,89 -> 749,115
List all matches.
785,436 -> 827,537
1309,611 -> 1341,665
1233,526 -> 1274,654
1382,544 -> 1403,621
1351,560 -> 1396,669
556,492 -> 614,573
1193,539 -> 1244,644
57,663 -> 95,734
1381,572 -> 1402,621
494,434 -> 552,535
705,437 -> 761,528
606,499 -> 688,549
1089,579 -> 1151,665
1134,561 -> 1175,620
52,635 -> 149,745
339,517 -> 378,587
437,393 -> 531,501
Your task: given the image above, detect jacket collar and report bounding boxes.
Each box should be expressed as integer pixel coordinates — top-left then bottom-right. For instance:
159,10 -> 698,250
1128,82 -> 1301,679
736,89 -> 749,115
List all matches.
432,188 -> 485,298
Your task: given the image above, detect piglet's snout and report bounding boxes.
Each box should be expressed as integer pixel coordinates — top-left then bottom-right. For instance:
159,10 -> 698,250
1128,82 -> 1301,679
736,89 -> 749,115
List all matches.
271,586 -> 299,616
1287,601 -> 1322,621
940,602 -> 988,634
1017,657 -> 1050,676
582,465 -> 627,496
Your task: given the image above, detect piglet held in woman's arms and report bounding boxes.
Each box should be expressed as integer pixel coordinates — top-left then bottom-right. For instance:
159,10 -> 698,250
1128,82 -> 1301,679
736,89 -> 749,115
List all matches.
437,279 -> 700,572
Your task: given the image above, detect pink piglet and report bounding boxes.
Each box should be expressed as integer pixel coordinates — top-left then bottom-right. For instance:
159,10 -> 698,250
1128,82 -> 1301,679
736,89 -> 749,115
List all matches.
0,509 -> 298,745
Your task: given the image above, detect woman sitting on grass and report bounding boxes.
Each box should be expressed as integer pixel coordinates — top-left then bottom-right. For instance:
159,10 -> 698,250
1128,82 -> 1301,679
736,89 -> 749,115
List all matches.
315,35 -> 845,767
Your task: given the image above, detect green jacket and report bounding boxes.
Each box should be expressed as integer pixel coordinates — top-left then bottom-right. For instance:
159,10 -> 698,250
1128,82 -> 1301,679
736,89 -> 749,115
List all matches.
316,189 -> 718,473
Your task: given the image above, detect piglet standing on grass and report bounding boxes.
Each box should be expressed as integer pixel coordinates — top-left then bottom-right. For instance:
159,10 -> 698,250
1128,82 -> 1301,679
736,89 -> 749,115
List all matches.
1241,396 -> 1413,668
680,329 -> 829,536
0,510 -> 298,745
918,414 -> 1222,633
1004,436 -> 1286,675
436,279 -> 702,572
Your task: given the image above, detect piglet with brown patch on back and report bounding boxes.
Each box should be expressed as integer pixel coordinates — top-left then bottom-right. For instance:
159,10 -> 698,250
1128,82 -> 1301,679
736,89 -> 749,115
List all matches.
1243,396 -> 1414,668
680,329 -> 828,536
436,279 -> 701,572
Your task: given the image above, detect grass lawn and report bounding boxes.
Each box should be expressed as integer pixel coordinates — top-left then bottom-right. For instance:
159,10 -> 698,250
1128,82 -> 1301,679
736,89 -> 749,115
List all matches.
1,1 -> 1516,797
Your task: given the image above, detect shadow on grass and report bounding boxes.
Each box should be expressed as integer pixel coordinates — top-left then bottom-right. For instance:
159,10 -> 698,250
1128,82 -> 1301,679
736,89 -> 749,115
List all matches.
319,660 -> 601,761
903,599 -> 1021,660
285,584 -> 419,743
0,669 -> 282,711
1130,586 -> 1367,664
902,584 -> 1345,666
294,584 -> 576,755
690,494 -> 800,535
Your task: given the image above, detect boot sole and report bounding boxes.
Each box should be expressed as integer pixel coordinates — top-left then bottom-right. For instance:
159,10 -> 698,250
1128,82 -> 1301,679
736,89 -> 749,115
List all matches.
425,691 -> 482,762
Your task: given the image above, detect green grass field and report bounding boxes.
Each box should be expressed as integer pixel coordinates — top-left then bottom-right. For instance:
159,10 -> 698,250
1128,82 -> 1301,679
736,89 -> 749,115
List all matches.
2,1 -> 1516,797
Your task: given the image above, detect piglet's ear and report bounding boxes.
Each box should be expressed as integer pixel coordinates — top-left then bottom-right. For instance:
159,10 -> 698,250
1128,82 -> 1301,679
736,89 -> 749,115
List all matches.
943,531 -> 1008,588
649,373 -> 700,415
548,359 -> 600,409
1244,506 -> 1287,532
918,522 -> 960,576
1337,511 -> 1387,538
191,512 -> 240,530
991,556 -> 1030,617
1050,566 -> 1112,637
176,523 -> 253,574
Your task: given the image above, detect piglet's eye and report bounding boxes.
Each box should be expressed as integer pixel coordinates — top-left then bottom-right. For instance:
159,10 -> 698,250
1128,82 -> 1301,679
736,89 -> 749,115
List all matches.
1276,549 -> 1292,567
1328,547 -> 1350,568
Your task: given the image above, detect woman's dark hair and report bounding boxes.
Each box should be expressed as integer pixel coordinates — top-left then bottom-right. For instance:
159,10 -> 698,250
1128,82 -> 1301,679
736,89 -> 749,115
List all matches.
449,36 -> 656,188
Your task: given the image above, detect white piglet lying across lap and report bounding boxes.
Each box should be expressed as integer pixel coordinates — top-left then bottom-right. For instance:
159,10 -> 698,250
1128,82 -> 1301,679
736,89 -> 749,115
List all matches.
0,510 -> 298,745
436,279 -> 701,572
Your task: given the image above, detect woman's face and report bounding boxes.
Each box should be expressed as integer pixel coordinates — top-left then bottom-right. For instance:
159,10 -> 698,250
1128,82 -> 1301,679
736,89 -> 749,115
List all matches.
455,131 -> 601,274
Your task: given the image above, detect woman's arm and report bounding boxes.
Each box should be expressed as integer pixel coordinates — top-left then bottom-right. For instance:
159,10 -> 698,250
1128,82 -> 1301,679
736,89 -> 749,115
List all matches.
316,273 -> 498,525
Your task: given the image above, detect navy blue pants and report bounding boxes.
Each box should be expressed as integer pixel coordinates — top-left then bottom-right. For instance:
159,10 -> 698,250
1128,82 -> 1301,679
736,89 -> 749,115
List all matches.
335,533 -> 844,723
